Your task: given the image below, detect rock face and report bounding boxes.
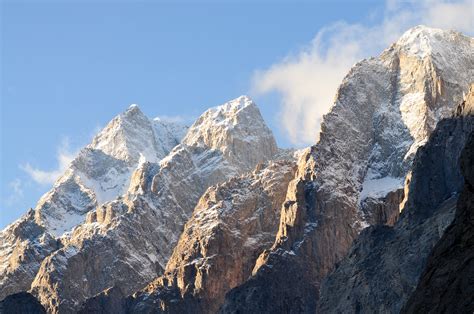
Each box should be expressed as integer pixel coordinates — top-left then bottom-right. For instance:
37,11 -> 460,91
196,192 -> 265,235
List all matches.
318,89 -> 474,313
402,111 -> 474,314
360,188 -> 404,226
0,106 -> 186,301
220,26 -> 473,313
0,211 -> 60,300
123,158 -> 296,314
14,96 -> 277,313
0,292 -> 46,314
77,287 -> 128,314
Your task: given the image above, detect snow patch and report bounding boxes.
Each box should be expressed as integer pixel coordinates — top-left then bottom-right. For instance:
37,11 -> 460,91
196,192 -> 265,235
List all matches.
359,176 -> 404,203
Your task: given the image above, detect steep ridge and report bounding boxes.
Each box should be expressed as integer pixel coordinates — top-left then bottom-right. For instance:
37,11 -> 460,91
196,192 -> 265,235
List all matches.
27,96 -> 278,313
220,26 -> 473,313
402,97 -> 474,313
0,106 -> 186,301
0,210 -> 60,304
124,158 -> 297,314
318,87 -> 474,313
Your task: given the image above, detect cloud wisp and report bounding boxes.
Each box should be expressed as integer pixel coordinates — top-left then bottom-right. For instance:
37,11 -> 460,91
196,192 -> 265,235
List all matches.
252,0 -> 473,146
21,137 -> 77,185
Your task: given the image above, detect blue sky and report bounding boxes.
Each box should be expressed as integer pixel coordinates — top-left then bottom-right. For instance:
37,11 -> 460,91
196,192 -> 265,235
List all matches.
1,0 -> 472,228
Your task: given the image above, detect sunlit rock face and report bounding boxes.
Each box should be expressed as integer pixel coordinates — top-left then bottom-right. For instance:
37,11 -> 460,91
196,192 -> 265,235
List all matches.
124,159 -> 297,314
220,26 -> 473,313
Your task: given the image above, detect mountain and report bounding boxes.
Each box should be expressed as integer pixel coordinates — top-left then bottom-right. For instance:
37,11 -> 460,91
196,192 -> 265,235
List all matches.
79,25 -> 473,314
1,25 -> 472,314
1,96 -> 278,313
318,86 -> 474,313
220,26 -> 473,313
38,105 -> 188,236
0,105 -> 187,300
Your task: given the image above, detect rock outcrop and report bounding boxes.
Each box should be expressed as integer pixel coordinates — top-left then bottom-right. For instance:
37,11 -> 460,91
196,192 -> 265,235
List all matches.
0,211 -> 60,300
221,26 -> 473,313
318,87 -> 474,313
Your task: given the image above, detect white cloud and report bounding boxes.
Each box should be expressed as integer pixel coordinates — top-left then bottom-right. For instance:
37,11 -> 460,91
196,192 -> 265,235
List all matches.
253,0 -> 473,146
21,137 -> 77,185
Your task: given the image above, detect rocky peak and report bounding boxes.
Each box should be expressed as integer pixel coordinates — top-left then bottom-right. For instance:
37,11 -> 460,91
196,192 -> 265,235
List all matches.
89,104 -> 187,165
182,95 -> 278,171
381,25 -> 473,158
32,104 -> 188,236
91,104 -> 160,163
0,104 -> 188,301
394,25 -> 470,59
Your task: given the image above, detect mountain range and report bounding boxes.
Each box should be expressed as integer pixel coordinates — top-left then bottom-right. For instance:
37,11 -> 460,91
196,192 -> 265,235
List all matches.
0,25 -> 473,314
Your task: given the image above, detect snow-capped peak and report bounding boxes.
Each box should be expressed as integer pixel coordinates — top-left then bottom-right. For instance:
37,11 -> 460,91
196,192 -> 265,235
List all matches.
181,96 -> 277,170
90,105 -> 182,164
122,103 -> 145,120
29,105 -> 188,236
182,95 -> 261,147
215,94 -> 254,112
89,105 -> 154,163
394,25 -> 470,59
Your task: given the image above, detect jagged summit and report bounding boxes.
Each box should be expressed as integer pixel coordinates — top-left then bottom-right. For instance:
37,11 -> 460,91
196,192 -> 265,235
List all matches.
183,95 -> 259,143
122,103 -> 146,119
122,103 -> 142,117
91,104 -> 160,163
183,95 -> 277,171
212,94 -> 254,111
394,25 -> 466,58
29,105 -> 188,236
